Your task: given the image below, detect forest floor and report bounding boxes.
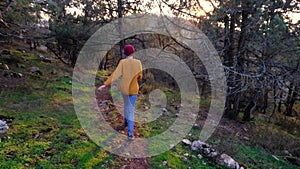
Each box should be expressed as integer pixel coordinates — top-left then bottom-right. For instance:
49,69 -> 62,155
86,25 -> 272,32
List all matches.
0,44 -> 299,168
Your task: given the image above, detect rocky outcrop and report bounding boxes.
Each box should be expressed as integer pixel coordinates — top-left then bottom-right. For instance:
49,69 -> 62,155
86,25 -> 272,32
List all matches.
0,120 -> 9,134
183,139 -> 247,169
39,55 -> 52,63
29,66 -> 42,75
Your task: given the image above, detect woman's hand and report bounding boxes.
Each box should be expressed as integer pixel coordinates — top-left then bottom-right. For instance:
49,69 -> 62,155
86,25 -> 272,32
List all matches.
97,85 -> 106,91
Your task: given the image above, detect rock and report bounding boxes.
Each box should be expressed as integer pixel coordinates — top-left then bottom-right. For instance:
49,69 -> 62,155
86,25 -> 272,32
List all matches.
162,108 -> 168,116
29,66 -> 42,75
36,45 -> 48,53
1,50 -> 11,55
193,123 -> 200,129
4,64 -> 9,70
217,153 -> 236,169
18,73 -> 23,78
34,134 -> 40,139
39,55 -> 51,63
0,120 -> 9,134
191,140 -> 209,151
3,72 -> 22,78
203,148 -> 211,155
189,140 -> 243,168
242,136 -> 250,141
39,54 -> 45,60
162,161 -> 168,166
191,113 -> 197,117
29,66 -> 39,72
208,151 -> 218,158
182,139 -> 192,145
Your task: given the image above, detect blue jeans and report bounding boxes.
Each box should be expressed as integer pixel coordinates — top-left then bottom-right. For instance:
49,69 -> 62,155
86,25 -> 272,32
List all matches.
122,94 -> 137,137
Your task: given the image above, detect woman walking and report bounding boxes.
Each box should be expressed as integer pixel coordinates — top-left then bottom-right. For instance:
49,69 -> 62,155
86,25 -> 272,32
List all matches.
98,45 -> 142,140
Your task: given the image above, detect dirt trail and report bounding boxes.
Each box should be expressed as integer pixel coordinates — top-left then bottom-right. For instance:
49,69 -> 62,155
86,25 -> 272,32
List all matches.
96,88 -> 150,169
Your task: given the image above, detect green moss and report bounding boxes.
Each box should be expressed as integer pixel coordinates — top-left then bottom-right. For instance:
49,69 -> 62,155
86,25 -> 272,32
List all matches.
10,49 -> 24,56
96,70 -> 110,79
77,148 -> 111,169
4,90 -> 24,103
200,99 -> 211,107
232,145 -> 299,169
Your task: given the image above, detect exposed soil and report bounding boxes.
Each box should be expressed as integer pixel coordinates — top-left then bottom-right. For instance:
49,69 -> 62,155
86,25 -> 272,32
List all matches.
96,87 -> 150,169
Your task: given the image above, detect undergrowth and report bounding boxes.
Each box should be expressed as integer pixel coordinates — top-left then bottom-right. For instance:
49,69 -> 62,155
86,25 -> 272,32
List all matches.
0,48 -> 299,168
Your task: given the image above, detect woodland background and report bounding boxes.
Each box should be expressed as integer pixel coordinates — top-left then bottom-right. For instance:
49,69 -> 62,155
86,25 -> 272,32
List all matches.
0,0 -> 299,168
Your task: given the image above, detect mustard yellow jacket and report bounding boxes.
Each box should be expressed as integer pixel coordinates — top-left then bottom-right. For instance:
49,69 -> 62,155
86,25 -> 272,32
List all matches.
104,58 -> 142,95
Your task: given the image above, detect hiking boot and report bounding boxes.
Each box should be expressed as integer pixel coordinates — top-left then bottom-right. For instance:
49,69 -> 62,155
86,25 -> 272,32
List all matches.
128,135 -> 135,140
117,124 -> 127,131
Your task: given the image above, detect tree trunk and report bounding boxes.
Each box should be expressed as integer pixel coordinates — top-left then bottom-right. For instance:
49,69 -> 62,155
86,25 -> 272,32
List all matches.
262,86 -> 268,114
286,85 -> 297,116
224,9 -> 238,119
277,90 -> 283,113
243,87 -> 260,121
235,1 -> 249,118
117,0 -> 125,59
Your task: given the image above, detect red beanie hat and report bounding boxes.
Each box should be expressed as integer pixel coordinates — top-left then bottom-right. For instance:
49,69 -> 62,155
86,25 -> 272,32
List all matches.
124,45 -> 135,56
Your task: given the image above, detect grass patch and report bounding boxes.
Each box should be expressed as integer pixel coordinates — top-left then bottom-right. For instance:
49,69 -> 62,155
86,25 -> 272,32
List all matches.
232,145 -> 299,169
0,49 -> 114,168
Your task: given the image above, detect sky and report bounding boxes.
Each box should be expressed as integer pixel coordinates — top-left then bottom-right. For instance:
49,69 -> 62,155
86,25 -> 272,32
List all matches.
65,0 -> 299,24
65,0 -> 215,18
